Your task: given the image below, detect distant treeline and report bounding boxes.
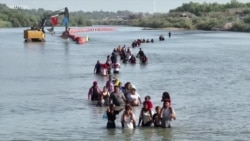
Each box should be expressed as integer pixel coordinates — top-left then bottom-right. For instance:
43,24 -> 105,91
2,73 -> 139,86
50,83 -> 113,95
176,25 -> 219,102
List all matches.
0,3 -> 138,28
131,0 -> 250,32
1,0 -> 250,32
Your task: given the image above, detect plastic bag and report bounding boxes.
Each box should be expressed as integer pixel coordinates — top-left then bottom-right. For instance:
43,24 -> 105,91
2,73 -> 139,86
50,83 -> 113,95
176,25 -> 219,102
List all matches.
102,112 -> 108,120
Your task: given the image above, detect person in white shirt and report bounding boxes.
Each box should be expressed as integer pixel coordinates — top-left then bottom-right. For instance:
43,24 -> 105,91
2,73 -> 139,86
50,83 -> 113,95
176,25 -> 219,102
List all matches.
121,104 -> 136,129
126,87 -> 142,106
160,99 -> 176,128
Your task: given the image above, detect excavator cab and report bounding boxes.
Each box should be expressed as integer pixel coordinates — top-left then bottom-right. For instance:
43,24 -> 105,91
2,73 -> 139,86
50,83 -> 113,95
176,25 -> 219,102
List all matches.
24,7 -> 69,42
24,27 -> 45,42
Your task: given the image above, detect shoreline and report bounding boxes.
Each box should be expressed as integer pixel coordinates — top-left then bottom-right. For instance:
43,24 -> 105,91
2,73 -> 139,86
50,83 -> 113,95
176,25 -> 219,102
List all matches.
142,27 -> 188,31
142,26 -> 250,33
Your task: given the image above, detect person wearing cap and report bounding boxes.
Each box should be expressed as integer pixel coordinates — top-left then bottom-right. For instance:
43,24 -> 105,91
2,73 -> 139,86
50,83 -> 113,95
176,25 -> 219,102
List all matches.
88,81 -> 101,101
160,99 -> 176,128
126,86 -> 142,106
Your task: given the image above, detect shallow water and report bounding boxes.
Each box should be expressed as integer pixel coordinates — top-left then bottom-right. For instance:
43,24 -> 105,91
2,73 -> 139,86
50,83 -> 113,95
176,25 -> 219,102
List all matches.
0,27 -> 250,141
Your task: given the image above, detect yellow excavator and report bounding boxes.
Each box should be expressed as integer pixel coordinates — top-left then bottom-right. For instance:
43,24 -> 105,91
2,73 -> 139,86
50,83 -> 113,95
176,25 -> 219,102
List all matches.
24,7 -> 69,42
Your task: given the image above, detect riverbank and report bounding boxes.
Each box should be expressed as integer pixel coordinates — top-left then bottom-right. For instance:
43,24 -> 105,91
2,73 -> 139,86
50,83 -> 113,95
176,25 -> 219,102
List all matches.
142,27 -> 188,31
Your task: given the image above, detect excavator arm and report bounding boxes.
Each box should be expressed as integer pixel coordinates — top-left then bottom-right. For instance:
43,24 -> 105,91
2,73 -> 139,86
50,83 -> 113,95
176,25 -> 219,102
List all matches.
40,7 -> 69,32
24,7 -> 69,42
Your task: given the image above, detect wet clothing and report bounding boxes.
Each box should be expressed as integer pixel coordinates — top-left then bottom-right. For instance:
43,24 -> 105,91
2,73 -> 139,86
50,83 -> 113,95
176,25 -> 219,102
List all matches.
145,100 -> 153,111
126,92 -> 140,104
161,107 -> 174,128
88,86 -> 101,101
94,63 -> 101,74
103,94 -> 110,106
109,92 -> 125,106
122,113 -> 135,129
112,62 -> 120,74
153,113 -> 162,127
138,50 -> 145,58
96,92 -> 110,107
101,67 -> 107,76
106,80 -> 114,93
111,53 -> 117,64
141,110 -> 152,127
106,110 -> 120,129
140,56 -> 148,63
129,56 -> 136,64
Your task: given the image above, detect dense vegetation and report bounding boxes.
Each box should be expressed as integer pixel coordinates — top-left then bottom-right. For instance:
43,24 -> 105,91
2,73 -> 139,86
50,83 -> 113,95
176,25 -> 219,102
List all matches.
1,0 -> 250,32
130,0 -> 250,32
0,3 -> 137,28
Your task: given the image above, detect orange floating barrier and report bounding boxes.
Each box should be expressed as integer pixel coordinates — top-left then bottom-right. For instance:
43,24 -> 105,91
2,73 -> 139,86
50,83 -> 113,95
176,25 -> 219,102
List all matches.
63,27 -> 114,44
76,37 -> 86,44
69,27 -> 116,33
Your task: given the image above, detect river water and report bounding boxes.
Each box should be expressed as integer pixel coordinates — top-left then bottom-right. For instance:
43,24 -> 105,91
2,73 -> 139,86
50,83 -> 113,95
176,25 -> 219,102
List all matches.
0,27 -> 250,141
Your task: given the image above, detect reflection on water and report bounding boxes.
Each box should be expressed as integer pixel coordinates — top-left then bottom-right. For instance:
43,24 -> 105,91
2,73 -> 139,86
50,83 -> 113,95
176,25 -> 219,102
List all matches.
1,27 -> 250,141
156,128 -> 174,141
107,129 -> 116,135
64,39 -> 70,55
140,128 -> 154,140
121,129 -> 136,141
24,41 -> 45,48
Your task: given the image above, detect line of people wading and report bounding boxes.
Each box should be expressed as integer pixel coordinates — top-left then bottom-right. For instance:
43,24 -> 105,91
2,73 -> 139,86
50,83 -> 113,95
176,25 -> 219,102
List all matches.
94,43 -> 148,76
89,34 -> 176,129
